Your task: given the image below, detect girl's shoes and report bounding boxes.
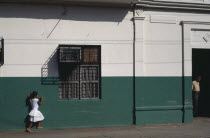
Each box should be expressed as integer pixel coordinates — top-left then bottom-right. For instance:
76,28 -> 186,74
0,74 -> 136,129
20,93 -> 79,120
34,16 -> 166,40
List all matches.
26,128 -> 32,133
36,126 -> 44,129
26,127 -> 43,132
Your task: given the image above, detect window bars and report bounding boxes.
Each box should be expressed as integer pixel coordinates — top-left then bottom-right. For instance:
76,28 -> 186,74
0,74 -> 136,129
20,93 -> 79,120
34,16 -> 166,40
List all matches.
59,47 -> 81,63
58,46 -> 101,99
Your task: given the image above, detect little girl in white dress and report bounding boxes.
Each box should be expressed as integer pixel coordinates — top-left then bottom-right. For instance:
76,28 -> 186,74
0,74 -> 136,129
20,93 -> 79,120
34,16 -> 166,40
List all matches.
26,91 -> 44,132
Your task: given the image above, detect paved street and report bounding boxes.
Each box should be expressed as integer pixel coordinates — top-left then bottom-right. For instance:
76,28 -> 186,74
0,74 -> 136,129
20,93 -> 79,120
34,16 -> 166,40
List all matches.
1,118 -> 210,138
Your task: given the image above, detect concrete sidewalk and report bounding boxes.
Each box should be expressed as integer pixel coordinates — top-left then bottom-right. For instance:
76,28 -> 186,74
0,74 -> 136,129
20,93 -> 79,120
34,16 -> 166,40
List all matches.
1,118 -> 210,138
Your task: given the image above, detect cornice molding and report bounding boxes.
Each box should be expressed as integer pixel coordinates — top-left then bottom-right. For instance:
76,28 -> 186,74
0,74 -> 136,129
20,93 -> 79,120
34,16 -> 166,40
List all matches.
133,16 -> 145,20
180,21 -> 210,25
135,0 -> 210,11
0,0 -> 135,5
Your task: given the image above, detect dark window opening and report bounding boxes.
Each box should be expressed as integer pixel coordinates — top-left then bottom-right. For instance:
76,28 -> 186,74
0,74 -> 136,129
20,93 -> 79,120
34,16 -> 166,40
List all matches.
0,37 -> 4,66
58,45 -> 101,99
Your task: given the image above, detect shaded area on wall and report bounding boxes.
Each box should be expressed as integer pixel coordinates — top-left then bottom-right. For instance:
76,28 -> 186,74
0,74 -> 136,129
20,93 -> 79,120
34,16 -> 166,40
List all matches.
41,47 -> 59,85
0,4 -> 128,22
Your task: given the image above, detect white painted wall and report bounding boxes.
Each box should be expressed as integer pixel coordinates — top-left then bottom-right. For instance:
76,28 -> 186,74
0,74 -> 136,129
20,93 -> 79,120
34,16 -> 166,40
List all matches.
135,8 -> 210,77
183,24 -> 210,76
1,3 -> 210,78
0,4 -> 133,77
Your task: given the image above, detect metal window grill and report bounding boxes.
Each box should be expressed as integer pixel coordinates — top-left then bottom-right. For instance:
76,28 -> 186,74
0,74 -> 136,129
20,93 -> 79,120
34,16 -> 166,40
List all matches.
80,65 -> 99,98
58,46 -> 101,99
59,47 -> 81,63
59,64 -> 80,99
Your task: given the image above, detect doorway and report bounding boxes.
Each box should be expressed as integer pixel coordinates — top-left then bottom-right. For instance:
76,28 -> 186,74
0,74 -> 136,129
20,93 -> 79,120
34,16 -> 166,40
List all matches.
192,49 -> 210,117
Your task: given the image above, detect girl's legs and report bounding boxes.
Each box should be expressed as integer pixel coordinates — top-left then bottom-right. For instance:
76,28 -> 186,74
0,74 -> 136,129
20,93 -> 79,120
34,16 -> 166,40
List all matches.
37,121 -> 43,129
26,122 -> 33,132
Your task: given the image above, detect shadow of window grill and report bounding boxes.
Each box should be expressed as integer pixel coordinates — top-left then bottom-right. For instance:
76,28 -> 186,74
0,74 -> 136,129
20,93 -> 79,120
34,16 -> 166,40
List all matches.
41,47 -> 59,85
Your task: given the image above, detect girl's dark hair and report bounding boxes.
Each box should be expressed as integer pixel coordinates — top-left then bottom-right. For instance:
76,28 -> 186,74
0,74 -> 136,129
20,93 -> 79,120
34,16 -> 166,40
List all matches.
29,91 -> 38,99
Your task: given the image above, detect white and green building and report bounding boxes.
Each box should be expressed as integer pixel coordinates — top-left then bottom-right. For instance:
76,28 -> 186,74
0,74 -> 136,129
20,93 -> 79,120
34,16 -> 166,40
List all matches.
0,0 -> 210,132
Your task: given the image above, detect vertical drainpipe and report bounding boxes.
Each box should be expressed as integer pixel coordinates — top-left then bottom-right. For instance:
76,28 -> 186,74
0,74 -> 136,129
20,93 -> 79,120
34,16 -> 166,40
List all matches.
132,3 -> 136,125
180,21 -> 185,123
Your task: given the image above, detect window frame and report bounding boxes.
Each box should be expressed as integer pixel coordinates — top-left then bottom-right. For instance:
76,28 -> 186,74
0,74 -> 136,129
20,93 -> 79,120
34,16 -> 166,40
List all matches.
58,45 -> 101,100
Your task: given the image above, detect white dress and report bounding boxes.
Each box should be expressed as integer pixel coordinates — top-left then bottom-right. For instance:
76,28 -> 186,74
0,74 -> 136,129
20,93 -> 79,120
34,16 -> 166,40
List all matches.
29,98 -> 44,122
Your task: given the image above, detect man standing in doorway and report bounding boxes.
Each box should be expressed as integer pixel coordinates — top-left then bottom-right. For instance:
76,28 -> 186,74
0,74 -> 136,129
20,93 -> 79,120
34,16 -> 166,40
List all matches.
192,76 -> 202,117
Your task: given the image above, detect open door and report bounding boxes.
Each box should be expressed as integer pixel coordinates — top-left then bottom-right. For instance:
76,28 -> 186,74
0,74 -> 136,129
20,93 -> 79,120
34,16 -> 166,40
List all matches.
192,49 -> 210,117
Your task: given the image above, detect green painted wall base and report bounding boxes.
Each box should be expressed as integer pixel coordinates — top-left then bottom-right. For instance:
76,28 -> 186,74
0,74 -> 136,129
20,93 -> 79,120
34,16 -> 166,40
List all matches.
0,77 -> 133,132
184,109 -> 193,123
136,110 -> 183,125
0,76 -> 193,132
135,77 -> 193,125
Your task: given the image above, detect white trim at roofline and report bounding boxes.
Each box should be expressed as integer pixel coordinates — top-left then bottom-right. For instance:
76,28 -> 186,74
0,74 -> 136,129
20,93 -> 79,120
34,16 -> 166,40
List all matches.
180,21 -> 210,25
0,0 -> 136,5
136,0 -> 210,11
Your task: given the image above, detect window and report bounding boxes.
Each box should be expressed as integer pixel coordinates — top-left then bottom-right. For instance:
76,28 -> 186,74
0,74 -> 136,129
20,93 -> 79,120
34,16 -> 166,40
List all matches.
0,37 -> 4,66
58,45 -> 101,99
